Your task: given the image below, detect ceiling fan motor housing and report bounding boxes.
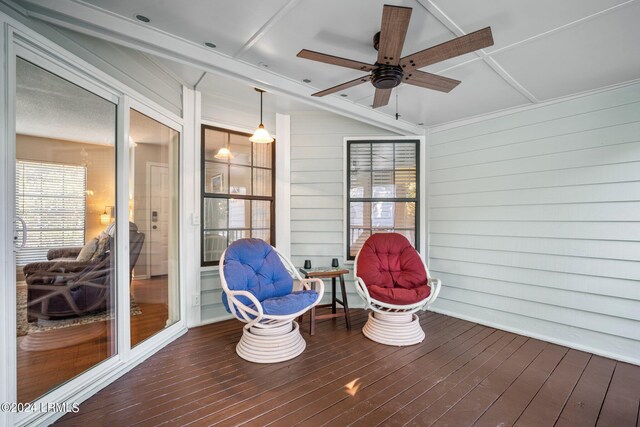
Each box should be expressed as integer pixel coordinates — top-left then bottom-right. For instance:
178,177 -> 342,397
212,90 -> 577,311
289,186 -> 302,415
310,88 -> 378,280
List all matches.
371,64 -> 404,89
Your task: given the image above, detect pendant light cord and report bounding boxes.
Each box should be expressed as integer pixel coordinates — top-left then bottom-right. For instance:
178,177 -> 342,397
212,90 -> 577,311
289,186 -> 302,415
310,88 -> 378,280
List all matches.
260,90 -> 264,124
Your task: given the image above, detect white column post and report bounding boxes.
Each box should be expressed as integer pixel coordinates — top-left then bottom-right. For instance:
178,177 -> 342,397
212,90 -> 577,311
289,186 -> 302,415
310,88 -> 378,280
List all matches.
275,113 -> 291,259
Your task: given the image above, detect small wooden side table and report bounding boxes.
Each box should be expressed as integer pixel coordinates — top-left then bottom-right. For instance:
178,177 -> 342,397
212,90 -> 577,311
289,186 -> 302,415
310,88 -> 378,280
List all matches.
299,267 -> 351,335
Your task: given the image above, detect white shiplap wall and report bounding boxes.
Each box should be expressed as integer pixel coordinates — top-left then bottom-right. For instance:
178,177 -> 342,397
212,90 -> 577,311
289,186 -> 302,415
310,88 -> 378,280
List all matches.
427,82 -> 640,364
200,111 -> 396,322
290,111 -> 396,306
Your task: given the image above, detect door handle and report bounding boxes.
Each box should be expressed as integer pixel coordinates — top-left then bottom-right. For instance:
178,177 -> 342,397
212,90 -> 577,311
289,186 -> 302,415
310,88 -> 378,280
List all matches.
14,217 -> 27,250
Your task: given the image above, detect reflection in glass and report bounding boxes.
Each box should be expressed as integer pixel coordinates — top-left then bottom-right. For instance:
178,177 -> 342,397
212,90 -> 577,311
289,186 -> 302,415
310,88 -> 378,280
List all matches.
129,109 -> 180,347
15,58 -> 117,403
253,168 -> 272,197
204,231 -> 227,263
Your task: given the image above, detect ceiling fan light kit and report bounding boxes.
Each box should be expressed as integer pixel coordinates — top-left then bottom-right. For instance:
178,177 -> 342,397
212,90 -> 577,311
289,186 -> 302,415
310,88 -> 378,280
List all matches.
297,4 -> 494,108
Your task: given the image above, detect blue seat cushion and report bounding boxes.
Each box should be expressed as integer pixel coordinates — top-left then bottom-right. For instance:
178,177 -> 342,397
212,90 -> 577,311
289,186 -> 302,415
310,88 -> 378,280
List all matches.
222,238 -> 295,314
261,290 -> 318,316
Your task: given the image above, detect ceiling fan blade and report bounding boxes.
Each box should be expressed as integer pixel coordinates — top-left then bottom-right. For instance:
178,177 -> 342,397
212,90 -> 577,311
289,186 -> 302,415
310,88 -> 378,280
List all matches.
297,49 -> 375,72
400,27 -> 494,70
404,70 -> 461,93
311,75 -> 371,97
377,5 -> 412,66
372,88 -> 392,108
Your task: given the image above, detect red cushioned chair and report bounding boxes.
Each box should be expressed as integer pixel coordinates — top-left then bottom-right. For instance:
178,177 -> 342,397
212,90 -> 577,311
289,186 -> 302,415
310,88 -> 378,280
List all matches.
353,233 -> 441,346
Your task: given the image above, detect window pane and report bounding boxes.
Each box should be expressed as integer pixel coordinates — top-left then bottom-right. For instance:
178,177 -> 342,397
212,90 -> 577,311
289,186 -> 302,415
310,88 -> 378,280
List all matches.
252,229 -> 271,243
350,201 -> 370,228
229,133 -> 251,166
253,140 -> 272,168
253,168 -> 272,196
394,202 -> 416,229
395,169 -> 416,198
350,143 -> 371,172
229,199 -> 250,228
204,162 -> 227,193
350,170 -> 371,198
372,143 -> 394,170
372,201 -> 395,227
204,198 -> 227,229
203,128 -> 228,161
229,165 -> 251,194
229,229 -> 249,244
252,200 -> 271,229
395,143 -> 416,169
349,228 -> 371,257
372,171 -> 395,198
203,231 -> 227,263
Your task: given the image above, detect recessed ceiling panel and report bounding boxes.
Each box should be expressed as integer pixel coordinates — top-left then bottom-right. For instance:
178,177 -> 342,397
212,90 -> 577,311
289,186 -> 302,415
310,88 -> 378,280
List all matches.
492,2 -> 640,101
431,0 -> 630,53
81,0 -> 290,56
359,60 -> 530,126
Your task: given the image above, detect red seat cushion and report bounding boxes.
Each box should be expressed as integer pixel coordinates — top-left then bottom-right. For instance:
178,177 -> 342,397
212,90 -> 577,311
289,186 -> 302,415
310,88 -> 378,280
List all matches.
356,233 -> 431,305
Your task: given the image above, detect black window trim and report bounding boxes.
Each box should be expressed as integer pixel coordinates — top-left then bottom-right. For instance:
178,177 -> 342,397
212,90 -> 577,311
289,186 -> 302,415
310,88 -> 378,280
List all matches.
346,138 -> 420,260
201,124 -> 276,267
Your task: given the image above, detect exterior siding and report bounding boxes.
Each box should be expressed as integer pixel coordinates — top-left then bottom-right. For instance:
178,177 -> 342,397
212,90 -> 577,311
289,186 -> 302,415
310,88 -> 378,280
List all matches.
428,82 -> 640,364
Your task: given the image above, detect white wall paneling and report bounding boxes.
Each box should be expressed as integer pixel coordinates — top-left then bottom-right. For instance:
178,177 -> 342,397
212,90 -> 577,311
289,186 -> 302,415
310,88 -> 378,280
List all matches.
428,80 -> 640,364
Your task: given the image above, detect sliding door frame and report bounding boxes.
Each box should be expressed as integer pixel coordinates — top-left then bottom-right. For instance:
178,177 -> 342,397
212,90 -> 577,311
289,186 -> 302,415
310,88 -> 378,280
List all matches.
0,17 -> 187,427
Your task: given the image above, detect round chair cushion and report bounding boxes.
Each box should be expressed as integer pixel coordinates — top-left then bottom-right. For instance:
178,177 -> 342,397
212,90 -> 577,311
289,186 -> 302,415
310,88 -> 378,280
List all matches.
356,233 -> 431,305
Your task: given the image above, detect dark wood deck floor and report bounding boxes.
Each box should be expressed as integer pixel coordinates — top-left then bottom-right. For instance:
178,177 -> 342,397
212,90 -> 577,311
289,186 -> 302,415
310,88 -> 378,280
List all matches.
56,309 -> 640,427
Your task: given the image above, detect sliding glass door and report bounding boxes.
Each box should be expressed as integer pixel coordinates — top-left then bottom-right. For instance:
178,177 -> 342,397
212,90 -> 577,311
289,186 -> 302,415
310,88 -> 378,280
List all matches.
14,57 -> 118,403
128,109 -> 180,347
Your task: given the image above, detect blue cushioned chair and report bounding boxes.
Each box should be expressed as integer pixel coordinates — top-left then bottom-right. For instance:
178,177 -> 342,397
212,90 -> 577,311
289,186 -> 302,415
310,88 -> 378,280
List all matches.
220,239 -> 324,363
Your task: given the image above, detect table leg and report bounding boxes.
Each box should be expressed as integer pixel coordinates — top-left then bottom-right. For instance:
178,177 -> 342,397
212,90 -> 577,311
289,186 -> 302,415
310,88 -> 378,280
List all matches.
331,277 -> 337,314
339,274 -> 351,330
310,306 -> 316,335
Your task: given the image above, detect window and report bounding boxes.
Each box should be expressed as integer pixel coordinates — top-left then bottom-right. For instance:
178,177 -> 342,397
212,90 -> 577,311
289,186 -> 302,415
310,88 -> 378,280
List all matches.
201,126 -> 275,266
15,160 -> 87,266
347,140 -> 419,259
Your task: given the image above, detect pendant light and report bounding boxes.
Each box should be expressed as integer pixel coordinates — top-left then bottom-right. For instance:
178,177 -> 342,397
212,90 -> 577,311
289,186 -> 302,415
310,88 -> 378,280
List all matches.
214,132 -> 234,160
250,88 -> 274,143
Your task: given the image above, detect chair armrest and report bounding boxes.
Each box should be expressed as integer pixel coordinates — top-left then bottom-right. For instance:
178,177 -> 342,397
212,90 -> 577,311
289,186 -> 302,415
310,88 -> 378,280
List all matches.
300,278 -> 325,305
225,289 -> 264,325
47,247 -> 82,260
424,277 -> 442,307
353,277 -> 372,308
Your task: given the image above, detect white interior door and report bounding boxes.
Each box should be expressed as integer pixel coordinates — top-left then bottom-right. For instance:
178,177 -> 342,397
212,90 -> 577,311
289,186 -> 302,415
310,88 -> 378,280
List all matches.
149,164 -> 169,276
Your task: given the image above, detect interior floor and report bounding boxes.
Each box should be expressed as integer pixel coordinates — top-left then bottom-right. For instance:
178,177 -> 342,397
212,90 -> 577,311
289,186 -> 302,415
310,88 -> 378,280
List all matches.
54,309 -> 640,426
17,276 -> 169,404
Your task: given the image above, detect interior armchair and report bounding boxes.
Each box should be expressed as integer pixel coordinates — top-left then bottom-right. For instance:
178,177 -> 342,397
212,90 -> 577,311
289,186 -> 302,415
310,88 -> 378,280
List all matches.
24,222 -> 145,320
354,233 -> 442,346
220,238 -> 324,363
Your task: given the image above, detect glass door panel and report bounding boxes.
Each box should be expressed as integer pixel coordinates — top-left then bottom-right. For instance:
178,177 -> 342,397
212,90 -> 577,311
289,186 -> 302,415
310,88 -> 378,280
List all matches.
129,109 -> 180,346
15,58 -> 117,403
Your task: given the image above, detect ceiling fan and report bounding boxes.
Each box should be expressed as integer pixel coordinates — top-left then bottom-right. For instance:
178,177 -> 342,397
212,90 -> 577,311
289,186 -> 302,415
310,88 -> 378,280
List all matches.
297,4 -> 494,108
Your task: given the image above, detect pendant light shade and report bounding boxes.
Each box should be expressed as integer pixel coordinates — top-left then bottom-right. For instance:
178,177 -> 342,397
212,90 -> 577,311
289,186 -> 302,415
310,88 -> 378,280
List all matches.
250,88 -> 274,144
214,132 -> 234,159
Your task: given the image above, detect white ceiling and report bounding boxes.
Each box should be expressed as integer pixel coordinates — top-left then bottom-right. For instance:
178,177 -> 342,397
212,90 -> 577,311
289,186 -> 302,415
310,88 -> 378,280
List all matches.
16,0 -> 640,129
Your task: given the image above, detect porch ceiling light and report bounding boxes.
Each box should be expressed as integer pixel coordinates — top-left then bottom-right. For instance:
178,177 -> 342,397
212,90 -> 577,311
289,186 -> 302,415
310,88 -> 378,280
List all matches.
249,88 -> 274,144
214,132 -> 234,160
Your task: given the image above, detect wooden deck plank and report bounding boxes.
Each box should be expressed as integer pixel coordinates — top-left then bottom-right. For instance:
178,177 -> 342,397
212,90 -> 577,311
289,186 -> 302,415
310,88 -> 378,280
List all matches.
314,329 -> 506,427
555,355 -> 616,427
375,332 -> 519,426
53,310 -> 640,427
428,338 -> 548,426
403,335 -> 530,426
473,344 -> 568,427
210,317 -> 474,427
513,349 -> 591,427
259,324 -> 490,427
158,314 -> 456,427
595,362 -> 640,427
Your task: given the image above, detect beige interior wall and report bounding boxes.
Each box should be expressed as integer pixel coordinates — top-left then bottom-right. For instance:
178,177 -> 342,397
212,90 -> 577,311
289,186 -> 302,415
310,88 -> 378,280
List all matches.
16,134 -> 115,243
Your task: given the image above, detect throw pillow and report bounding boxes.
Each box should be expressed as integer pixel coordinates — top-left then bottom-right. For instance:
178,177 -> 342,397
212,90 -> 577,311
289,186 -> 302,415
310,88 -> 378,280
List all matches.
76,237 -> 98,262
90,232 -> 111,262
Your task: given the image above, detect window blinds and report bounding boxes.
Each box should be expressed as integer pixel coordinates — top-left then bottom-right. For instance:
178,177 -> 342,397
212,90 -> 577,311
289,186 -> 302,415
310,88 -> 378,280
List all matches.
15,160 -> 87,265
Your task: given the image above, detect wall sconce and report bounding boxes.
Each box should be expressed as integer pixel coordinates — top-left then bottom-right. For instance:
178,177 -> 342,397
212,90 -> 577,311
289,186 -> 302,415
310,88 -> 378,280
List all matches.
100,206 -> 114,225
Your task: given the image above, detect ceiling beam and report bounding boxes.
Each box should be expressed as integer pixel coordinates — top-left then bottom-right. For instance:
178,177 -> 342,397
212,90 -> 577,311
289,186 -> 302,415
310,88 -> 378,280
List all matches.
15,0 -> 422,135
416,0 -> 538,103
